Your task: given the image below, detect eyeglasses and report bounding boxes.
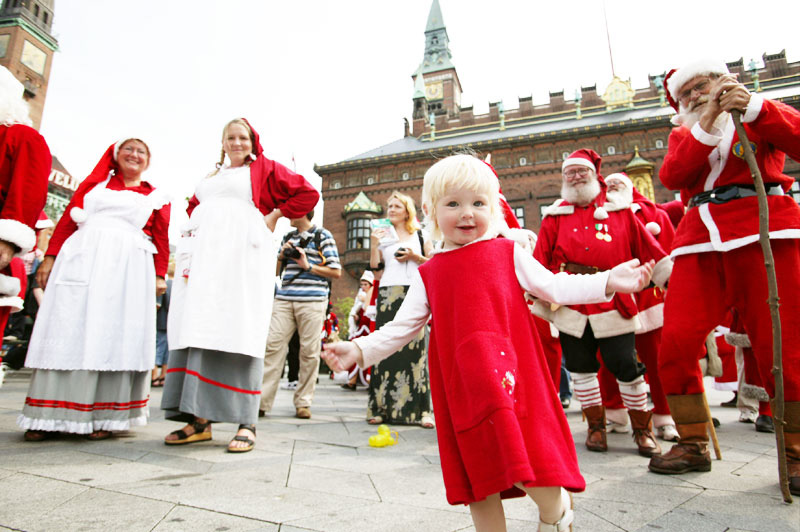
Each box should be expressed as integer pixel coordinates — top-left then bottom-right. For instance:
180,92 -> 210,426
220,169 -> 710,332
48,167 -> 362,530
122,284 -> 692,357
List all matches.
120,146 -> 148,156
563,167 -> 591,178
678,78 -> 710,105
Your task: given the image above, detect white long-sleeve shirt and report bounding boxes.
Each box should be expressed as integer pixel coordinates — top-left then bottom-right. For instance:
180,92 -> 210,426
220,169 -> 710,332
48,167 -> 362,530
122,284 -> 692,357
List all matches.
353,241 -> 612,368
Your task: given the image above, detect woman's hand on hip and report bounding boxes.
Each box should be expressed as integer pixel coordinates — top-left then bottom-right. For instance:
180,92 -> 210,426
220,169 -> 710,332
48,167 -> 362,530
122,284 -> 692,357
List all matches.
156,276 -> 167,297
36,256 -> 55,290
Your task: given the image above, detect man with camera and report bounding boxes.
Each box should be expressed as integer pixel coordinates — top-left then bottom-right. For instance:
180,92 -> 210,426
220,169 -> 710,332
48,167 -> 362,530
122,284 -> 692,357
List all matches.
259,210 -> 341,419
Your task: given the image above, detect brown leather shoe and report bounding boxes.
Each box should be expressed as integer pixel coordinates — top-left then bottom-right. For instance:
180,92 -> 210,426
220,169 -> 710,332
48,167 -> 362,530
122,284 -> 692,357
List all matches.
788,462 -> 800,496
629,410 -> 662,457
784,426 -> 800,496
583,405 -> 607,452
296,407 -> 311,419
648,421 -> 711,474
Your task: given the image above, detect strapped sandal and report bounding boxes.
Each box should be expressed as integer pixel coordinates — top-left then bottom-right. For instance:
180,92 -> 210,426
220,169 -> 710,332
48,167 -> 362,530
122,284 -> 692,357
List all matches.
367,416 -> 383,425
537,488 -> 574,532
87,430 -> 113,441
24,430 -> 53,442
420,414 -> 435,429
227,424 -> 256,453
164,418 -> 212,445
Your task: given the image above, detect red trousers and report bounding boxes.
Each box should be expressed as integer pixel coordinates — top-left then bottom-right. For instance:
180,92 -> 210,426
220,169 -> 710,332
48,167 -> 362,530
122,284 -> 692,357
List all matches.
599,328 -> 670,415
659,240 -> 800,401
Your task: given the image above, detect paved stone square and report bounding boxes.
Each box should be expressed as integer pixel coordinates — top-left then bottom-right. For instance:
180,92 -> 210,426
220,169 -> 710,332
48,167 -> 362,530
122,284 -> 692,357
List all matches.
0,370 -> 797,531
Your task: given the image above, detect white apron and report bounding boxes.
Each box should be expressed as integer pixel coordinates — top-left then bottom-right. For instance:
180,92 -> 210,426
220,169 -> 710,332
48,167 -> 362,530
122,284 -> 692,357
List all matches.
26,176 -> 167,371
168,165 -> 276,359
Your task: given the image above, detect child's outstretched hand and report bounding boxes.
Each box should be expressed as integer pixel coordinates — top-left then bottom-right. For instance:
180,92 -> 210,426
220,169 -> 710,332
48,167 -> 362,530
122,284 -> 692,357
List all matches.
321,341 -> 361,372
606,259 -> 655,295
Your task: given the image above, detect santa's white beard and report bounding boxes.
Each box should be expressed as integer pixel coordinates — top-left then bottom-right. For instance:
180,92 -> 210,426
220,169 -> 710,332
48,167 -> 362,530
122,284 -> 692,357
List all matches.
606,187 -> 633,207
677,101 -> 730,131
561,178 -> 601,206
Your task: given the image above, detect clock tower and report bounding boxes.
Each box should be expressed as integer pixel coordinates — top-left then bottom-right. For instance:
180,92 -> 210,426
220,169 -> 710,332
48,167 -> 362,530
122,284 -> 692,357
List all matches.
0,0 -> 58,130
411,0 -> 462,134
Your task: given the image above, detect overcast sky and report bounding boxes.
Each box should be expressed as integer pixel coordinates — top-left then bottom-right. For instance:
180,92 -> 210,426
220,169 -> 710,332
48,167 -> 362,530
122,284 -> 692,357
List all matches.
38,0 -> 799,234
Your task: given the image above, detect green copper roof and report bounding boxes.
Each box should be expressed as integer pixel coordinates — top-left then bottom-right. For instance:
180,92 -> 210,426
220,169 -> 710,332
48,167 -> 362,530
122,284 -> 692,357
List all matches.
344,191 -> 382,214
425,0 -> 445,32
625,146 -> 653,169
417,0 -> 455,75
412,65 -> 426,99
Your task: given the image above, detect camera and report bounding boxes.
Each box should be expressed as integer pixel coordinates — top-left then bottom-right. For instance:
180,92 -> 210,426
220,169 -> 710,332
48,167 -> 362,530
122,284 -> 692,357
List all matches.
284,235 -> 313,260
394,247 -> 408,258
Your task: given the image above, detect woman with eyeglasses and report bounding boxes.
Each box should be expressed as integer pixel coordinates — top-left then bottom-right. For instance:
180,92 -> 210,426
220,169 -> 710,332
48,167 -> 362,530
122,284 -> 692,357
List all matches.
19,138 -> 171,442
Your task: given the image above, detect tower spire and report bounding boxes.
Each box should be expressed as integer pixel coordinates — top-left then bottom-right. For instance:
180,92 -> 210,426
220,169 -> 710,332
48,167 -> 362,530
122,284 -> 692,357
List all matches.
419,0 -> 454,75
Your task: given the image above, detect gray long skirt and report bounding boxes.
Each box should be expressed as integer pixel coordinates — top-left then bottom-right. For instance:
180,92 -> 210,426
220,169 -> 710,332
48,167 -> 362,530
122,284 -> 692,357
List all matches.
18,369 -> 150,434
161,347 -> 262,425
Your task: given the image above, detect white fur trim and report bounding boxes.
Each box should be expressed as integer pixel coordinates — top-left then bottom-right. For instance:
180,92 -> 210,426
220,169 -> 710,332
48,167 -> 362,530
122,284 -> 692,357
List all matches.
690,121 -> 723,147
666,59 -> 729,100
741,383 -> 770,402
562,157 -> 595,172
0,295 -> 23,311
504,228 -> 537,252
651,256 -> 672,289
542,199 -> 574,218
724,331 -> 751,348
603,200 -> 630,212
70,207 -> 88,224
593,206 -> 609,220
0,218 -> 36,254
35,218 -> 54,230
535,301 -> 639,338
645,221 -> 661,236
742,93 -> 764,123
635,302 -> 664,333
671,228 -> 800,257
0,273 -> 21,297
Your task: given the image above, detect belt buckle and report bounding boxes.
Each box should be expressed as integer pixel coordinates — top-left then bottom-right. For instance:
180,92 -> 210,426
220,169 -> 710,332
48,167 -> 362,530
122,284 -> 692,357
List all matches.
710,186 -> 740,204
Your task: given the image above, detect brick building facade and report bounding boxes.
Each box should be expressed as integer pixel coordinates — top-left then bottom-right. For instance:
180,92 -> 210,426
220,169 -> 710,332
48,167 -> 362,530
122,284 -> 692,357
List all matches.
316,0 -> 800,305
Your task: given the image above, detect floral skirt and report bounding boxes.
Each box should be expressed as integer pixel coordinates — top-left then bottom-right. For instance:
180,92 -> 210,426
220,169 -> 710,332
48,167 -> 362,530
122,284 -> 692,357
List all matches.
366,285 -> 431,424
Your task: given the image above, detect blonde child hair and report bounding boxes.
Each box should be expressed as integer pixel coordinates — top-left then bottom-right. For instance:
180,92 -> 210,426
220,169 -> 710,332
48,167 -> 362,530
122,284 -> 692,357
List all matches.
387,191 -> 421,234
421,154 -> 503,241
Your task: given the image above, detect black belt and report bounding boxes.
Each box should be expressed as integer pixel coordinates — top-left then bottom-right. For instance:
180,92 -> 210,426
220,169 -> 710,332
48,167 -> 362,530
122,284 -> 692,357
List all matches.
688,184 -> 783,209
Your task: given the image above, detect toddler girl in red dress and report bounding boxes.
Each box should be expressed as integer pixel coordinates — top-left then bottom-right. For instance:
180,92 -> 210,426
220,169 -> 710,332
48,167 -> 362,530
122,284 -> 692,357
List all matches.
323,154 -> 653,532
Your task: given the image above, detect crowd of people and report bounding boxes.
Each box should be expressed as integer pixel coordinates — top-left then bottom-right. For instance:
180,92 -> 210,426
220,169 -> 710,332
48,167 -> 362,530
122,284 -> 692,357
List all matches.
3,56 -> 800,532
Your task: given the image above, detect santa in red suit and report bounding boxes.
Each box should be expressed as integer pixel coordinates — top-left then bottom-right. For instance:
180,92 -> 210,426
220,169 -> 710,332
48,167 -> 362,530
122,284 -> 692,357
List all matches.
597,173 -> 679,442
648,59 -> 800,497
0,67 -> 51,335
533,149 -> 672,458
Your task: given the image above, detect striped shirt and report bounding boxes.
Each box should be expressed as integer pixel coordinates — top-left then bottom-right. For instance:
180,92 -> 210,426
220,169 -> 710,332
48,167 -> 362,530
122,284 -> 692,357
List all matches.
276,226 -> 341,302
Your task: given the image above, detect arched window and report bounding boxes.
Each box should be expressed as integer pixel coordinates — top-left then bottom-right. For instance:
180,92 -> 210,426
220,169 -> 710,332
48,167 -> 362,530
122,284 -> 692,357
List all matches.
347,218 -> 372,250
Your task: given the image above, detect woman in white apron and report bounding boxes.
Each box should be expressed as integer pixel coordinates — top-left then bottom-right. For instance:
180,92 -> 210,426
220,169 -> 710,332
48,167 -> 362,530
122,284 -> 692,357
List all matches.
19,138 -> 171,441
162,118 -> 319,453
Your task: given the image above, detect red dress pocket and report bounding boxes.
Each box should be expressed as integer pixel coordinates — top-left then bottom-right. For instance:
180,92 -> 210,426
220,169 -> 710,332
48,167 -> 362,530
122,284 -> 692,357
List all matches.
446,331 -> 527,432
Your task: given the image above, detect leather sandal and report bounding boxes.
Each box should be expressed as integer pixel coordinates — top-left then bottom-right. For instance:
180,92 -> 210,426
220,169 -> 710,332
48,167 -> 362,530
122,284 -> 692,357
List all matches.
87,430 -> 113,441
227,424 -> 256,453
24,430 -> 52,442
367,416 -> 383,425
164,419 -> 212,445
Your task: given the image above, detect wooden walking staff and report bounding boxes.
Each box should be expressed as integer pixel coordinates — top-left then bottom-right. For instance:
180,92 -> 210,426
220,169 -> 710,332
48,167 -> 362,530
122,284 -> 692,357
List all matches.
702,333 -> 722,460
730,109 -> 792,503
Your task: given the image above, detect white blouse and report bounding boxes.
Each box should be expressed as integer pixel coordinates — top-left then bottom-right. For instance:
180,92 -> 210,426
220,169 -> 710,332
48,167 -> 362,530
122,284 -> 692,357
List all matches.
354,240 -> 612,368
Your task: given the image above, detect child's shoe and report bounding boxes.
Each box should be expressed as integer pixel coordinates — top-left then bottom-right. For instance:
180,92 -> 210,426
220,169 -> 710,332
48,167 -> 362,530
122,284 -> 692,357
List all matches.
538,488 -> 574,532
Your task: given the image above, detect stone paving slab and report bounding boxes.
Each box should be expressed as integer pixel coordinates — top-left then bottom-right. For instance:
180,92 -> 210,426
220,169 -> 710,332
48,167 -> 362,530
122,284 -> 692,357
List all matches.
0,372 -> 796,531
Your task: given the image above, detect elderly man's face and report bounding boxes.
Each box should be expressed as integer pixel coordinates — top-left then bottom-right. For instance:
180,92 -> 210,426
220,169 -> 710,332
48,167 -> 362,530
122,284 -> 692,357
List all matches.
606,177 -> 628,193
678,75 -> 712,112
562,165 -> 594,187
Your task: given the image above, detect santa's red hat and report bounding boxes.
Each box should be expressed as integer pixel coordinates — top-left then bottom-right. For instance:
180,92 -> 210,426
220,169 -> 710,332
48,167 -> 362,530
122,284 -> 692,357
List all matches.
562,148 -> 602,176
664,59 -> 729,111
35,211 -> 53,230
482,158 -> 520,229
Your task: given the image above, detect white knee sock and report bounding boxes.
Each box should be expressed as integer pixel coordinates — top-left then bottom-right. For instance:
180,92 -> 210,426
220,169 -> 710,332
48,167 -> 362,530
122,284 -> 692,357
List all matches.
618,376 -> 649,411
572,372 -> 602,409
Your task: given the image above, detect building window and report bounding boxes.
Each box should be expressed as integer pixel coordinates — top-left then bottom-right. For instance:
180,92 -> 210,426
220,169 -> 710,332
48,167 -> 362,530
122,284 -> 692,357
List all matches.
331,181 -> 341,190
513,206 -> 525,228
347,218 -> 372,250
790,181 -> 800,204
402,172 -> 410,181
0,35 -> 9,58
562,152 -> 570,161
607,145 -> 616,155
519,157 -> 527,166
655,139 -> 664,149
43,12 -> 48,24
366,176 -> 375,185
33,4 -> 39,17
